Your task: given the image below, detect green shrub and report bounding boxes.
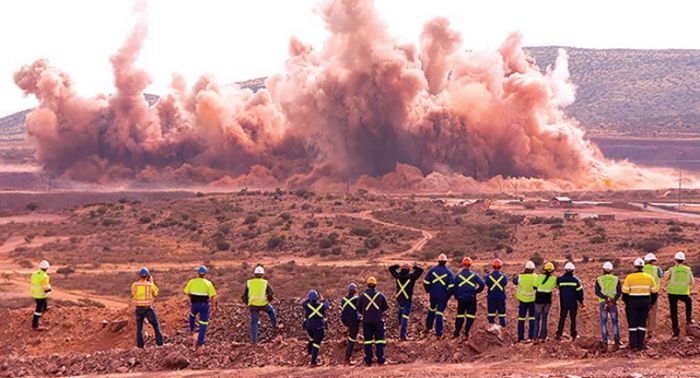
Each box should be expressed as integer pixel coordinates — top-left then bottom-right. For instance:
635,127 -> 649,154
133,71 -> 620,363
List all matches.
530,253 -> 544,266
319,238 -> 333,249
26,202 -> 39,211
637,239 -> 664,253
364,236 -> 381,249
139,216 -> 152,224
303,220 -> 319,229
350,227 -> 372,237
266,235 -> 285,250
589,235 -> 606,244
244,214 -> 258,225
216,240 -> 231,251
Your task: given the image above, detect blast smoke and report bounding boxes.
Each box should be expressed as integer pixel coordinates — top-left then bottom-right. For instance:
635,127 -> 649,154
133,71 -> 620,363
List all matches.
14,0 -> 687,191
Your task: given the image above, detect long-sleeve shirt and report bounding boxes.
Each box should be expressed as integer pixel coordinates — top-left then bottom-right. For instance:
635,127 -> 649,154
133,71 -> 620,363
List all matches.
341,293 -> 360,324
357,288 -> 389,324
303,298 -> 329,330
556,272 -> 584,306
485,271 -> 508,300
594,274 -> 622,303
423,264 -> 455,300
389,264 -> 424,303
241,280 -> 274,308
453,269 -> 485,300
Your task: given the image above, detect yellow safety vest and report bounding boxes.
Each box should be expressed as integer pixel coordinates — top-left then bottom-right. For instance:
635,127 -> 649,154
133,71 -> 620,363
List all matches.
184,277 -> 217,297
247,278 -> 268,306
643,264 -> 661,291
30,270 -> 51,299
535,274 -> 557,293
668,265 -> 693,295
596,274 -> 619,303
517,273 -> 537,303
622,272 -> 657,296
132,280 -> 159,306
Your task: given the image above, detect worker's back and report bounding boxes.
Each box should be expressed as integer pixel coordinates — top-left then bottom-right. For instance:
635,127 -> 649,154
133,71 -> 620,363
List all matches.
423,265 -> 454,299
486,271 -> 508,300
30,270 -> 50,299
358,287 -> 388,323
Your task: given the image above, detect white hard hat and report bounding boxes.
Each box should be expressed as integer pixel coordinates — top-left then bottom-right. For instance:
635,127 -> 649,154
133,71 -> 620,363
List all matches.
564,262 -> 575,271
602,262 -> 613,271
437,253 -> 448,262
39,260 -> 50,270
634,257 -> 645,267
254,265 -> 265,275
644,253 -> 657,262
525,261 -> 535,270
675,251 -> 686,261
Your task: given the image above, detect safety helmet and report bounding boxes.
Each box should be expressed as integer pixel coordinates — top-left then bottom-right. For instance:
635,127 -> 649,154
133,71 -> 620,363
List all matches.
602,262 -> 613,271
307,290 -> 319,301
492,259 -> 503,269
544,262 -> 555,272
564,262 -> 575,271
254,265 -> 265,275
462,257 -> 472,268
367,276 -> 377,286
348,283 -> 358,292
644,253 -> 657,262
675,251 -> 686,261
525,261 -> 535,270
634,257 -> 645,267
39,260 -> 50,270
197,265 -> 208,274
437,253 -> 448,262
138,267 -> 150,277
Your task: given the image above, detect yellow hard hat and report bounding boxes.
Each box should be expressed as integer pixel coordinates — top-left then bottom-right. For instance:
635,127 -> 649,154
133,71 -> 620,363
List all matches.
367,276 -> 377,286
544,262 -> 555,271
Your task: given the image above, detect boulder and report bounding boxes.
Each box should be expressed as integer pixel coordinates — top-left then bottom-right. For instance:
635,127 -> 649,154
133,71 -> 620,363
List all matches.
162,352 -> 190,369
109,319 -> 128,333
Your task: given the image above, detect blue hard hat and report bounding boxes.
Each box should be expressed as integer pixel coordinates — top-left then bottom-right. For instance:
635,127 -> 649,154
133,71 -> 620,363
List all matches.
307,290 -> 319,301
138,267 -> 149,277
197,265 -> 208,274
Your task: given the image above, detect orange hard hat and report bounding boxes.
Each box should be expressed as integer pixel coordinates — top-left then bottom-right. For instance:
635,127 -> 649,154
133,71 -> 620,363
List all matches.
367,276 -> 377,286
492,259 -> 503,269
462,257 -> 472,267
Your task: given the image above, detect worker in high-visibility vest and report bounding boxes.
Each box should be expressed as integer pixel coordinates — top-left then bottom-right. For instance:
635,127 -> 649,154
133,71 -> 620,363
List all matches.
184,265 -> 217,347
30,260 -> 52,330
132,267 -> 164,348
642,253 -> 663,338
357,276 -> 389,366
533,261 -> 557,342
423,253 -> 454,338
242,265 -> 279,343
302,290 -> 330,366
513,261 -> 537,342
555,262 -> 584,341
485,259 -> 508,327
388,262 -> 423,340
453,257 -> 484,339
622,257 -> 658,351
595,261 -> 622,350
341,283 -> 360,364
664,251 -> 694,337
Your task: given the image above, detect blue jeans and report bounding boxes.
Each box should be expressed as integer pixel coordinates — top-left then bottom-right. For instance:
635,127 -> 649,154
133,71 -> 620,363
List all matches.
534,303 -> 550,339
250,304 -> 278,343
135,307 -> 163,348
189,301 -> 210,345
517,301 -> 536,341
397,300 -> 412,339
599,302 -> 621,343
426,297 -> 448,336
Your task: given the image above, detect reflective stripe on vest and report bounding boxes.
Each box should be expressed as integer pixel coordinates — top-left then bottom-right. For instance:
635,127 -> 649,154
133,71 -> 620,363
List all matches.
307,303 -> 324,319
668,265 -> 692,295
30,271 -> 50,299
458,273 -> 476,288
516,273 -> 537,303
643,264 -> 660,291
396,279 -> 410,299
431,272 -> 447,286
133,281 -> 154,306
596,274 -> 619,302
342,295 -> 358,311
247,278 -> 269,306
535,274 -> 556,293
364,292 -> 380,311
489,274 -> 504,291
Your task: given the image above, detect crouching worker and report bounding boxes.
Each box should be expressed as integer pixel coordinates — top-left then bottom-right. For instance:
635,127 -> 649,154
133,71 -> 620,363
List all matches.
303,290 -> 330,366
358,276 -> 389,366
132,267 -> 164,348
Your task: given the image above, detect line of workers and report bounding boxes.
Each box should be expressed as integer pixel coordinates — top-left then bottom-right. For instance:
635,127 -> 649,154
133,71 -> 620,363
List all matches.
29,251 -> 694,366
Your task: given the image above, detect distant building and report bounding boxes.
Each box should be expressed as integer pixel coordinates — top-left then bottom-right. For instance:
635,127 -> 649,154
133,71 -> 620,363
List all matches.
549,196 -> 573,208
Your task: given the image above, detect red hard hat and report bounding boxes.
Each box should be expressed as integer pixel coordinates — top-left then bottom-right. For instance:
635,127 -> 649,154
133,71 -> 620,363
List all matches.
492,259 -> 503,269
462,257 -> 472,267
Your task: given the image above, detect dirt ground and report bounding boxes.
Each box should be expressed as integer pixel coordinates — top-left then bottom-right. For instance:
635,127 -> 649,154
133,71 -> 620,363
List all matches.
2,189 -> 700,377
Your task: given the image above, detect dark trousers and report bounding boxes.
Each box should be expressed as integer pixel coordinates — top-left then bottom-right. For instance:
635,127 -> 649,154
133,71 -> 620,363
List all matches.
32,298 -> 48,329
625,296 -> 650,350
343,318 -> 360,361
487,297 -> 507,326
397,300 -> 412,339
556,304 -> 578,338
454,297 -> 477,337
534,303 -> 551,339
517,301 -> 536,341
189,301 -> 210,345
669,294 -> 693,336
305,327 -> 325,364
425,297 -> 448,336
363,321 -> 386,365
135,306 -> 164,348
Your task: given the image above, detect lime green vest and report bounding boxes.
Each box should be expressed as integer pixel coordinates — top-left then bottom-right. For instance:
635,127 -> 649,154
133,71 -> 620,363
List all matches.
247,278 -> 269,306
517,273 -> 537,303
31,270 -> 50,299
643,264 -> 660,291
668,265 -> 692,295
596,274 -> 619,302
535,274 -> 557,293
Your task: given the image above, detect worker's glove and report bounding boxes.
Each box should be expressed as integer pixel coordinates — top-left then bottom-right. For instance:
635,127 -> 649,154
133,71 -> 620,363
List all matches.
45,288 -> 52,293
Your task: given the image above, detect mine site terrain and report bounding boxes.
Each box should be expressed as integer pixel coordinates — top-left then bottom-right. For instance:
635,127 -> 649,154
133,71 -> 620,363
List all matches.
2,189 -> 700,376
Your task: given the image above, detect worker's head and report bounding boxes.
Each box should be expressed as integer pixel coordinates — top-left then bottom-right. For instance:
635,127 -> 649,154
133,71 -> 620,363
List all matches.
254,265 -> 265,277
492,259 -> 503,270
564,262 -> 575,272
307,290 -> 319,302
602,261 -> 613,273
197,265 -> 208,277
401,263 -> 410,271
543,261 -> 555,272
524,260 -> 535,272
367,276 -> 377,288
38,260 -> 50,271
347,282 -> 358,294
437,253 -> 448,265
462,257 -> 472,268
644,253 -> 657,265
138,267 -> 149,278
633,257 -> 645,271
675,251 -> 686,263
